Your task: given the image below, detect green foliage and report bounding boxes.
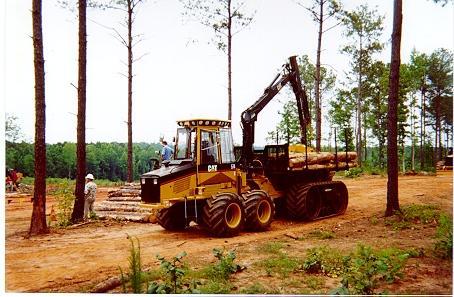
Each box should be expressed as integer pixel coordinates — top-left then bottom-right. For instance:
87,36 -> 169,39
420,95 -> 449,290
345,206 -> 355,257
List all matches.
370,217 -> 379,225
147,251 -> 200,294
239,282 -> 267,294
5,141 -> 35,177
181,0 -> 254,53
261,254 -> 302,278
5,113 -> 25,142
203,248 -> 241,282
362,161 -> 386,176
199,281 -> 233,294
344,167 -> 363,178
305,275 -> 325,291
117,236 -> 145,293
6,141 -> 161,181
303,246 -> 343,277
434,214 -> 453,259
52,179 -> 75,227
267,54 -> 336,146
304,245 -> 415,295
257,241 -> 302,277
339,246 -> 411,294
259,241 -> 284,254
329,90 -> 355,150
308,229 -> 335,240
128,236 -> 143,293
402,204 -> 439,223
384,204 -> 440,230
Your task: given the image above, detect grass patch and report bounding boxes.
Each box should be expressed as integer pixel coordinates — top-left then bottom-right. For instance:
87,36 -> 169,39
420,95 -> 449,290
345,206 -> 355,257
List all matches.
199,281 -> 233,294
303,246 -> 343,277
308,229 -> 335,240
257,251 -> 302,277
385,204 -> 440,230
256,241 -> 303,277
434,214 -> 453,259
305,275 -> 325,290
370,217 -> 379,225
239,282 -> 267,294
258,241 -> 285,254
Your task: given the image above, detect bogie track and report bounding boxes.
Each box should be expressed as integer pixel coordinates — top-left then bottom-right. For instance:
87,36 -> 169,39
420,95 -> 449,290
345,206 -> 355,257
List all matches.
286,181 -> 348,221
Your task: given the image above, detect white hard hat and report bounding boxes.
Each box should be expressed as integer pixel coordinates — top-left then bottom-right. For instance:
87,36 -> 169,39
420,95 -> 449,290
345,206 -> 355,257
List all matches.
85,173 -> 94,180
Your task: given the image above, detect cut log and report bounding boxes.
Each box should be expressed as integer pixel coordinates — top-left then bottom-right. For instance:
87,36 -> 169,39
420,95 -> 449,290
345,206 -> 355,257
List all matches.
335,152 -> 357,162
107,196 -> 141,202
289,151 -> 357,168
107,190 -> 140,198
95,211 -> 151,222
90,276 -> 123,293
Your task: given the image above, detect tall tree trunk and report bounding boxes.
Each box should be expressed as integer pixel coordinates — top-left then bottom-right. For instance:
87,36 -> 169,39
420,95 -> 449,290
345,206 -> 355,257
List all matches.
433,95 -> 440,165
363,117 -> 367,162
127,0 -> 133,183
378,141 -> 383,169
227,0 -> 232,121
71,0 -> 87,223
401,141 -> 405,172
411,101 -> 415,171
419,91 -> 424,169
30,0 -> 49,235
314,0 -> 324,152
436,96 -> 442,161
385,0 -> 402,217
356,37 -> 363,166
422,90 -> 427,168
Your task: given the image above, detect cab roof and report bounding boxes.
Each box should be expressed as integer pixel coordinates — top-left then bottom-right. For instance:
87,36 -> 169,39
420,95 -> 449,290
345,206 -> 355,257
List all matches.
176,119 -> 231,128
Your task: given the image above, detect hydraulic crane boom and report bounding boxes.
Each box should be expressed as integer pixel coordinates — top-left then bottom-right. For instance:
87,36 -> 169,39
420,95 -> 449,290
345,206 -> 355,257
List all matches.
240,56 -> 310,169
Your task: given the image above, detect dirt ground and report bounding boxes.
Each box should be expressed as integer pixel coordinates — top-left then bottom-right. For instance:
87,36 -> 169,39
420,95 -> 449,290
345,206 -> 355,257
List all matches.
5,171 -> 453,294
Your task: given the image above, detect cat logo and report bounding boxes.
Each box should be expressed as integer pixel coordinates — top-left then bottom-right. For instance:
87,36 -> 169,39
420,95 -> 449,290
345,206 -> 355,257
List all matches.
208,165 -> 217,172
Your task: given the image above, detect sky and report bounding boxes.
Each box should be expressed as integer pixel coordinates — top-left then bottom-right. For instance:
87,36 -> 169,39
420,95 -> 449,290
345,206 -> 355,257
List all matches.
2,0 -> 453,146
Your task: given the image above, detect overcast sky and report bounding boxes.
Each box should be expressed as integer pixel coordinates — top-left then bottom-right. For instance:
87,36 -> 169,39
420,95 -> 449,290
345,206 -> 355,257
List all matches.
2,0 -> 453,146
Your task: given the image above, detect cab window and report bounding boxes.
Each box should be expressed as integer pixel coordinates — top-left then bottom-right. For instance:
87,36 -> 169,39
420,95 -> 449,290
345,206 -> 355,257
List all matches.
219,128 -> 235,163
175,128 -> 190,159
200,130 -> 219,164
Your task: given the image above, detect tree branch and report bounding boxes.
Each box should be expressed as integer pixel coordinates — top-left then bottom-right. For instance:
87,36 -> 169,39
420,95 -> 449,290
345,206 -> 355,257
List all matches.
322,20 -> 342,34
132,52 -> 149,63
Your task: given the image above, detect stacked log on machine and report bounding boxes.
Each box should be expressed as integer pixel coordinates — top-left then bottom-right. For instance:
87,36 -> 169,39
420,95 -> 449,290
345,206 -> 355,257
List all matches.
289,150 -> 358,170
94,183 -> 152,222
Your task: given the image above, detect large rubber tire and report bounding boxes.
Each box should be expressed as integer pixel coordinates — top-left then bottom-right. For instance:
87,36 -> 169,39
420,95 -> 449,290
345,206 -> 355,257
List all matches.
241,190 -> 275,231
156,204 -> 186,231
202,192 -> 245,237
286,183 -> 322,221
318,181 -> 348,217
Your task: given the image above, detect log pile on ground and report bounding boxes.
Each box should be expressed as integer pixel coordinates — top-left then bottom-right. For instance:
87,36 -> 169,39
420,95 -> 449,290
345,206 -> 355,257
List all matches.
95,183 -> 152,222
289,151 -> 358,170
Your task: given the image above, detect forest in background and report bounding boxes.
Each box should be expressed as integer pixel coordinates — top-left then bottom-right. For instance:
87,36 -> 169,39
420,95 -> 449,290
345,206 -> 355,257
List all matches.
5,139 -> 161,181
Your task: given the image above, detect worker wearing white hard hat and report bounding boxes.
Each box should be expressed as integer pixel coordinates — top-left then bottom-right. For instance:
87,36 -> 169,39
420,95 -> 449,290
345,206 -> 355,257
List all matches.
84,173 -> 97,220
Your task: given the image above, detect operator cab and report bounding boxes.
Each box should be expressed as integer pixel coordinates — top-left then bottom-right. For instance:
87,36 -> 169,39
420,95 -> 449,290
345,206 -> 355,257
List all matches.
174,119 -> 235,166
140,119 -> 238,204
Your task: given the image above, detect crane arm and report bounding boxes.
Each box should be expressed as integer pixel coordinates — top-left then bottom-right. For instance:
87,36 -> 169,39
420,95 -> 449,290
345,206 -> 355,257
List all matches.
240,56 -> 310,168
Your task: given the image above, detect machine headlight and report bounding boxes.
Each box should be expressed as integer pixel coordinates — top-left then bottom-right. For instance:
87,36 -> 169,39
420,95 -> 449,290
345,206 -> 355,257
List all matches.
141,178 -> 146,184
153,178 -> 158,185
